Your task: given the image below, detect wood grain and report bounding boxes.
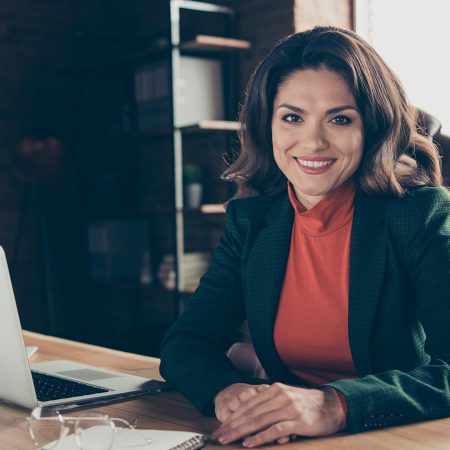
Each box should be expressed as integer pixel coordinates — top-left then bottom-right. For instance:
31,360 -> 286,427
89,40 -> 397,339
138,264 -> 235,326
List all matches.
0,331 -> 447,450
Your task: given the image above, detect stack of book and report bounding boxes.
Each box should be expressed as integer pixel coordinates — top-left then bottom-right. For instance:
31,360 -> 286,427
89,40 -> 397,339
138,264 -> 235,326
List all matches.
88,219 -> 150,282
134,56 -> 224,131
134,61 -> 171,130
158,252 -> 210,291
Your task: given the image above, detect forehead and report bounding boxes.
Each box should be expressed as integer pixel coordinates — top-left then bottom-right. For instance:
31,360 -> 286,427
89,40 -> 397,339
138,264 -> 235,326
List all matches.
274,68 -> 356,106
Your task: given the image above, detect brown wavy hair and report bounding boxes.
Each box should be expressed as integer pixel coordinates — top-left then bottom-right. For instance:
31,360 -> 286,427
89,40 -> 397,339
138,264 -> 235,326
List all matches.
222,26 -> 443,198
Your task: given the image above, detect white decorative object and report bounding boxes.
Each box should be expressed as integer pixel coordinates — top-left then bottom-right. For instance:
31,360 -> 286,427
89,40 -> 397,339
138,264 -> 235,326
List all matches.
185,183 -> 203,208
175,56 -> 224,127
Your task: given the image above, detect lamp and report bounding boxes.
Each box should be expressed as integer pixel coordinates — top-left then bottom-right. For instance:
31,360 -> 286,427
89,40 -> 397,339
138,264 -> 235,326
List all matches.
9,135 -> 66,334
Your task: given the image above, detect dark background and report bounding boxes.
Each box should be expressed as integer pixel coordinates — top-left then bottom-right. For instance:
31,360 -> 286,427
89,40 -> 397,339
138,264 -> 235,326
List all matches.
0,0 -> 352,355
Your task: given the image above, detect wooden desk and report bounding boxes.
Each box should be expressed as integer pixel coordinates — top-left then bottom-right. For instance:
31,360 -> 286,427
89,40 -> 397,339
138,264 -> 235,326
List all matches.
0,332 -> 448,450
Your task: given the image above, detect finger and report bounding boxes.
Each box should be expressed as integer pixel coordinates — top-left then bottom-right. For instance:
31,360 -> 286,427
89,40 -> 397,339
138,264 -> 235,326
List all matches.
223,384 -> 288,426
221,396 -> 282,434
238,387 -> 258,403
242,421 -> 296,448
256,384 -> 270,392
229,385 -> 263,412
228,396 -> 241,412
216,405 -> 234,423
219,386 -> 263,422
222,389 -> 272,426
216,408 -> 289,444
217,385 -> 264,423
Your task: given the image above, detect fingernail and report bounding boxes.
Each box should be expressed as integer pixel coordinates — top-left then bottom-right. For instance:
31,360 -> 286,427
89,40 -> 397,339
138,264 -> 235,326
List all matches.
211,431 -> 222,440
243,440 -> 254,448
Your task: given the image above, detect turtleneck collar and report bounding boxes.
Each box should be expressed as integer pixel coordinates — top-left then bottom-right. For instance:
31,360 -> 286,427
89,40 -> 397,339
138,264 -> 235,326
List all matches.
287,178 -> 356,237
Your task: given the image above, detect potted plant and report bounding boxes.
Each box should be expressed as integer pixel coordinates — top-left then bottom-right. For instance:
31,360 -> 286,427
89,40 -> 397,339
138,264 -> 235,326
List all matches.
183,163 -> 203,208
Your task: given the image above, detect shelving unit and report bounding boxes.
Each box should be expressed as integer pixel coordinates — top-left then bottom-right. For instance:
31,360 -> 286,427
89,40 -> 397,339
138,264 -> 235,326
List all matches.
71,0 -> 250,354
169,0 -> 250,312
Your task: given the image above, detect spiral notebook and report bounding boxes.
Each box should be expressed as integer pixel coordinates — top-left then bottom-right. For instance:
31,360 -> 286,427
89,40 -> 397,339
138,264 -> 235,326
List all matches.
46,426 -> 207,450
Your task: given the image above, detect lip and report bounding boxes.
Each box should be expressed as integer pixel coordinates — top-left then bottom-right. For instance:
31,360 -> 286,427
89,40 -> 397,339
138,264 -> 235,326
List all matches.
293,156 -> 336,175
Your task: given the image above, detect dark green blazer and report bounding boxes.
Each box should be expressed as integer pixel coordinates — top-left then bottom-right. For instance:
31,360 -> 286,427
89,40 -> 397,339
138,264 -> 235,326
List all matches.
160,186 -> 450,433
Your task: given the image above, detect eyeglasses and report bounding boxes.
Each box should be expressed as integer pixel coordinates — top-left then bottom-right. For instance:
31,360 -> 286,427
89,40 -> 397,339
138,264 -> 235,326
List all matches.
27,407 -> 152,450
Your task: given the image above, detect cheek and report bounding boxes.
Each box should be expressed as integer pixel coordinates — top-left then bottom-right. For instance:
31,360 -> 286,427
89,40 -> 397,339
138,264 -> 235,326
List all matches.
272,137 -> 290,172
352,133 -> 364,163
340,131 -> 364,163
272,127 -> 296,158
271,126 -> 283,166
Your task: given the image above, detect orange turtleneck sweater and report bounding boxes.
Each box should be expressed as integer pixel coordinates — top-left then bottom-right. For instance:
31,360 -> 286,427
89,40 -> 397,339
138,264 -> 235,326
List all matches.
274,179 -> 357,409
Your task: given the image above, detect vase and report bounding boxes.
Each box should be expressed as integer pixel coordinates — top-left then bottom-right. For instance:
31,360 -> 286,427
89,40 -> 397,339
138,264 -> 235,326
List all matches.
185,183 -> 202,208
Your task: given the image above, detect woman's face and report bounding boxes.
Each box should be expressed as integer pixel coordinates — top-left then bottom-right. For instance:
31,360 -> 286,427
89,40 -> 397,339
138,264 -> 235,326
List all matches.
271,68 -> 364,209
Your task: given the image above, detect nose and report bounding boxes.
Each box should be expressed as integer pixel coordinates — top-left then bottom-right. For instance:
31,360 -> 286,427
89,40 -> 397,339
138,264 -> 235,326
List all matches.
299,121 -> 329,153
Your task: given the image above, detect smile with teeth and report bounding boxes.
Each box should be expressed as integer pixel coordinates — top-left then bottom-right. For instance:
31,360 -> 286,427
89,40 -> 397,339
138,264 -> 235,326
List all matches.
295,158 -> 335,168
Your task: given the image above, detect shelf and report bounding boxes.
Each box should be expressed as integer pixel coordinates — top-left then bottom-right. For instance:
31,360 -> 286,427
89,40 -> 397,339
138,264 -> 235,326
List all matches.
180,35 -> 251,52
180,120 -> 240,133
200,203 -> 226,214
76,33 -> 250,74
88,281 -> 177,295
178,204 -> 226,214
134,121 -> 239,136
84,206 -> 174,218
91,122 -> 238,143
130,128 -> 172,139
85,205 -> 225,217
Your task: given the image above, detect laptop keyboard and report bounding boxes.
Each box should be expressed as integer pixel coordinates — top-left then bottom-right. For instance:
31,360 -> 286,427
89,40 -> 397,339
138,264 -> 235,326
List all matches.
32,371 -> 110,402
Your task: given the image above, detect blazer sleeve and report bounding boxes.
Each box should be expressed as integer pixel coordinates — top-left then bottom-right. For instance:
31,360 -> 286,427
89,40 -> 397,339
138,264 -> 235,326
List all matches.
324,188 -> 450,433
159,200 -> 266,416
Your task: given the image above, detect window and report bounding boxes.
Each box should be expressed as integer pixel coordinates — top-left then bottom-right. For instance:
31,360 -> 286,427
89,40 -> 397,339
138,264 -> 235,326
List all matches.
355,0 -> 450,132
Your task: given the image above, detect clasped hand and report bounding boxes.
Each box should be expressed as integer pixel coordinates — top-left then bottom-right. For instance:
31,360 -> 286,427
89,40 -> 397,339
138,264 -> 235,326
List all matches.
212,382 -> 344,447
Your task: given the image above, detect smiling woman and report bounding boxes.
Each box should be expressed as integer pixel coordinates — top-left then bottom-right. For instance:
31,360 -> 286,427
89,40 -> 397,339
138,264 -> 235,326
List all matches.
271,69 -> 364,209
160,26 -> 450,447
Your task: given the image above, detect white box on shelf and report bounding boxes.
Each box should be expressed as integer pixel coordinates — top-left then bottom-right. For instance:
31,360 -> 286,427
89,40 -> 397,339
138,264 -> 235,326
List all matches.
175,56 -> 224,127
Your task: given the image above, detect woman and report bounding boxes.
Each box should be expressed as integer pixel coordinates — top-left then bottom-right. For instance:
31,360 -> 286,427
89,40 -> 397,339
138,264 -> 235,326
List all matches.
160,26 -> 450,446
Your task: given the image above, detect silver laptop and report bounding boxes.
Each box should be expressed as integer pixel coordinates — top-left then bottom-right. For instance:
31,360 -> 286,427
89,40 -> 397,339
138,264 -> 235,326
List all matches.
0,246 -> 166,410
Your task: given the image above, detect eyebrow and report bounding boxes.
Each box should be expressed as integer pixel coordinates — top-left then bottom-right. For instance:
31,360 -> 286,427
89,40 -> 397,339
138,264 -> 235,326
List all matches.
276,103 -> 359,114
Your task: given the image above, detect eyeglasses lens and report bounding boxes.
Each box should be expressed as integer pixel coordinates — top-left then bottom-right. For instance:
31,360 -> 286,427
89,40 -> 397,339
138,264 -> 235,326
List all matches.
28,408 -> 63,450
111,419 -> 152,448
75,413 -> 114,450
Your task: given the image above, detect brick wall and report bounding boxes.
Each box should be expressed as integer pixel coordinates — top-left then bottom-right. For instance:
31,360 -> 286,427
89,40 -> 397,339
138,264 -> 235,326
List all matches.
294,0 -> 353,31
0,0 -> 132,336
232,0 -> 295,99
231,0 -> 353,112
0,0 -> 73,333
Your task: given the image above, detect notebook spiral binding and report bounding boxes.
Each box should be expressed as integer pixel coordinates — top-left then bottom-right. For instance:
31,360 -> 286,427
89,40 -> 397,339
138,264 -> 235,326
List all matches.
171,434 -> 207,450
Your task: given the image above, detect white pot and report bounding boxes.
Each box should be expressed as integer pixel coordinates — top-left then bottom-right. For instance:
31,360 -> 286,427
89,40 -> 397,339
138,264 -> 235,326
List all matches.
185,183 -> 202,208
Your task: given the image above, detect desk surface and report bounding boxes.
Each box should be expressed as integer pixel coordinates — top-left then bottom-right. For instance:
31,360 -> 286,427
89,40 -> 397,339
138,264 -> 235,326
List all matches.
0,331 -> 448,450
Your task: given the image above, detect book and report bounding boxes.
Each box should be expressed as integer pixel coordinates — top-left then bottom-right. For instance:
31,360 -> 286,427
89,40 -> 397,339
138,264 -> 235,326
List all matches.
46,426 -> 206,450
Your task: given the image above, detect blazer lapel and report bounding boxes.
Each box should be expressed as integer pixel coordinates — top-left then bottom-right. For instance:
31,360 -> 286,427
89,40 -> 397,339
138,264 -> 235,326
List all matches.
244,193 -> 299,383
348,190 -> 387,376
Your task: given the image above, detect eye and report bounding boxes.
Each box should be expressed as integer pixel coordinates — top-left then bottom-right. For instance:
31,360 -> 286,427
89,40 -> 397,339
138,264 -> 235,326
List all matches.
282,113 -> 301,123
331,115 -> 353,125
